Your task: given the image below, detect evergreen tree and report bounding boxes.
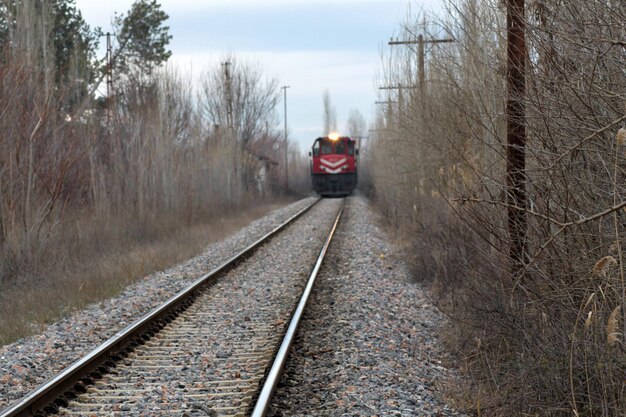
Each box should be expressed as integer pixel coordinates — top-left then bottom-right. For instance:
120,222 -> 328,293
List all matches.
50,0 -> 99,109
0,2 -> 9,47
51,0 -> 98,85
0,0 -> 99,110
113,0 -> 172,77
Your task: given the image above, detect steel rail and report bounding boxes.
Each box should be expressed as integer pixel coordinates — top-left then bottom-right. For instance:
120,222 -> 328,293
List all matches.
251,198 -> 345,417
0,198 -> 320,417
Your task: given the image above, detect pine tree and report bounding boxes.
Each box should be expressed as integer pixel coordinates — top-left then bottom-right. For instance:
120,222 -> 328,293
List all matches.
113,0 -> 172,78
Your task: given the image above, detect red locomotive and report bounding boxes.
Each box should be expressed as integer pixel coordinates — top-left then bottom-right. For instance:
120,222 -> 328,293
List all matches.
309,133 -> 358,197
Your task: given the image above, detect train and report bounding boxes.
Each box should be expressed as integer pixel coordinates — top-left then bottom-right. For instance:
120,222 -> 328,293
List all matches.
309,133 -> 358,197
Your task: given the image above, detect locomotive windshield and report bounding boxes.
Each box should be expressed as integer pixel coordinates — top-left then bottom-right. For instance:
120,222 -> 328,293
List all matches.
312,140 -> 320,156
312,137 -> 355,156
320,140 -> 333,155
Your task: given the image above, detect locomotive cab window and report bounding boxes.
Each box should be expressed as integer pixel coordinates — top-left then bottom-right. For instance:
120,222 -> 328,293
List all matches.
336,141 -> 345,154
348,141 -> 355,156
321,140 -> 333,155
312,140 -> 320,157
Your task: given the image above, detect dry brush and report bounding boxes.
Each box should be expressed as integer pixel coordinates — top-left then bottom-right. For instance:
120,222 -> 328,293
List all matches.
367,1 -> 625,415
0,50 -> 303,343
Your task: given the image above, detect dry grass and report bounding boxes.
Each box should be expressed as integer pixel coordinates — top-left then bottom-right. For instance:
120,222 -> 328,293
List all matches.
593,256 -> 618,277
606,306 -> 621,347
0,200 -> 291,345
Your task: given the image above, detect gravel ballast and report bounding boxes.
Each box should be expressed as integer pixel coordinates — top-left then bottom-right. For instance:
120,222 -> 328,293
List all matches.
1,195 -> 465,416
268,196 -> 465,416
0,197 -> 317,412
55,198 -> 344,416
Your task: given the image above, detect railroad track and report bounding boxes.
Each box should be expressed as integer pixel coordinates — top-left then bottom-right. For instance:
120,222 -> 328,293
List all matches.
1,198 -> 345,417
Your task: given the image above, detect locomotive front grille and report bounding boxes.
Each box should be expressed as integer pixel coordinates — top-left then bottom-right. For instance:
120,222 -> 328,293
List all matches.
312,173 -> 357,197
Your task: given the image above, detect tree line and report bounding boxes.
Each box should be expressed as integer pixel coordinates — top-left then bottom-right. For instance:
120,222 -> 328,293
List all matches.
0,0 -> 306,342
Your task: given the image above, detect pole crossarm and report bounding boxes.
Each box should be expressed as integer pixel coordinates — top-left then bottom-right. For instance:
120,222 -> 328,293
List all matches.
378,86 -> 417,90
389,35 -> 456,89
388,38 -> 455,45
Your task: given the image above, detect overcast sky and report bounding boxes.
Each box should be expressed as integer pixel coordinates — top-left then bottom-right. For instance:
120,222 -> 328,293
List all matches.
75,0 -> 443,152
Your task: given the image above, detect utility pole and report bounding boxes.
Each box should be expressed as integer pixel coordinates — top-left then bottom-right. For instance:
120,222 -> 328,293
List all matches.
388,33 -> 455,207
378,86 -> 417,117
281,85 -> 290,190
389,36 -> 454,91
352,135 -> 368,150
222,61 -> 236,202
506,0 -> 527,267
222,62 -> 234,133
375,100 -> 396,116
105,33 -> 113,103
105,32 -> 113,131
375,100 -> 396,127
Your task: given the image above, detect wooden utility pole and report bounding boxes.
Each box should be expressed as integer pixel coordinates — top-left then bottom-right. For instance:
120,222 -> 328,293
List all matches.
222,61 -> 236,202
281,85 -> 290,190
418,35 -> 424,89
222,61 -> 234,133
375,100 -> 396,126
378,86 -> 415,122
506,0 -> 527,267
105,33 -> 113,103
389,35 -> 454,91
105,32 -> 113,130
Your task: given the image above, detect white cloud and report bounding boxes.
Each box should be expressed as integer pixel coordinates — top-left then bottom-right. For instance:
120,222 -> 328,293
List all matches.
77,0 -> 396,26
169,50 -> 377,95
75,0 -> 442,39
166,0 -> 388,8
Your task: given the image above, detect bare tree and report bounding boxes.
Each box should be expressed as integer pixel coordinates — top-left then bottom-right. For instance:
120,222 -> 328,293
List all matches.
346,108 -> 366,138
322,89 -> 337,135
199,56 -> 280,144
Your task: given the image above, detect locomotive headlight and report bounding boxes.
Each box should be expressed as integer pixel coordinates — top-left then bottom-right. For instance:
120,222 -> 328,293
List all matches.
328,132 -> 340,140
